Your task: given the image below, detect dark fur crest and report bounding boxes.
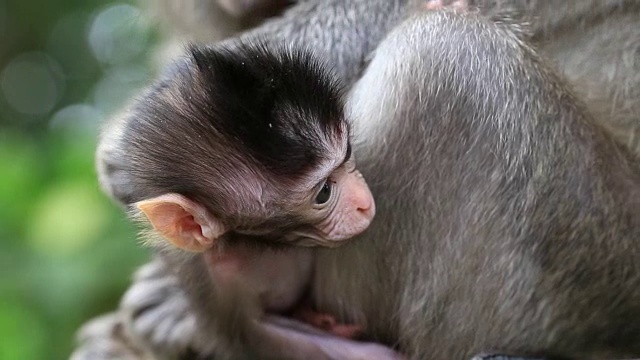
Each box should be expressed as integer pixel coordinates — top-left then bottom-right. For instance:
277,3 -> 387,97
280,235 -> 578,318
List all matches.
188,41 -> 347,175
117,41 -> 347,222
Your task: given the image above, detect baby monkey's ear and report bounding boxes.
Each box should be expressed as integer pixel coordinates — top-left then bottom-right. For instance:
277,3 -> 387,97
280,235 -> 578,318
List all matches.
136,193 -> 226,252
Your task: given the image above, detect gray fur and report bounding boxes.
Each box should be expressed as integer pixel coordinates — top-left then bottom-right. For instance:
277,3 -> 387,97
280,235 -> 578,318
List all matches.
78,1 -> 640,359
472,0 -> 640,153
315,10 -> 640,359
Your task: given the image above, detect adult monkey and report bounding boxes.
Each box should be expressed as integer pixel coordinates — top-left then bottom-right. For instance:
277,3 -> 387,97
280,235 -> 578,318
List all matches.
73,1 -> 640,359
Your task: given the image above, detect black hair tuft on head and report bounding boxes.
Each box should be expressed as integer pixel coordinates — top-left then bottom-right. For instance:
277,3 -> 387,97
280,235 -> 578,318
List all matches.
118,40 -> 348,211
185,41 -> 347,175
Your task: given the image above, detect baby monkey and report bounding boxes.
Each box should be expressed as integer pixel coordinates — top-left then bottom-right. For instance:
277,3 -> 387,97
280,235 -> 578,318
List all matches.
113,42 -> 397,358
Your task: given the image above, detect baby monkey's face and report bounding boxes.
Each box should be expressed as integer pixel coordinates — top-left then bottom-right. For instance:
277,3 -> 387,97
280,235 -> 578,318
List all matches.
276,142 -> 376,248
131,42 -> 375,252
221,133 -> 375,249
133,139 -> 375,252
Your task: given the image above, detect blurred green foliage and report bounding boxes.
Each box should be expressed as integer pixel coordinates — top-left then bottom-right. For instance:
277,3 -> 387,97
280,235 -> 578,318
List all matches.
0,1 -> 159,359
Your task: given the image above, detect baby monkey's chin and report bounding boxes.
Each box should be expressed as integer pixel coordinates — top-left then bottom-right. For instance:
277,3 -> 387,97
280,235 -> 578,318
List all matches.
287,217 -> 376,248
324,217 -> 375,243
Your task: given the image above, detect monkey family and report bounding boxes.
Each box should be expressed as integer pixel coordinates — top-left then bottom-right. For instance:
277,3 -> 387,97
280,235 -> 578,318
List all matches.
75,1 -> 640,359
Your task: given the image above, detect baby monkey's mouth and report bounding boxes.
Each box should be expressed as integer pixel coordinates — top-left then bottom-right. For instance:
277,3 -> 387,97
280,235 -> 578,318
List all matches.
229,224 -> 356,249
220,230 -> 321,252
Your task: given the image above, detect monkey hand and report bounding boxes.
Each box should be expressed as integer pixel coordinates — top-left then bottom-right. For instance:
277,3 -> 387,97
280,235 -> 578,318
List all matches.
291,302 -> 364,339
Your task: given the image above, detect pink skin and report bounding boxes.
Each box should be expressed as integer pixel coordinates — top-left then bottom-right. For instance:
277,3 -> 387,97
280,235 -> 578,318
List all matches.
317,169 -> 376,242
423,0 -> 467,11
292,302 -> 364,339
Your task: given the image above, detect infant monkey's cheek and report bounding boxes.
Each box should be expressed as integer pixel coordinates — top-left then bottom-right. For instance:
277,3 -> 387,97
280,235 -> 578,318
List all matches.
322,210 -> 374,241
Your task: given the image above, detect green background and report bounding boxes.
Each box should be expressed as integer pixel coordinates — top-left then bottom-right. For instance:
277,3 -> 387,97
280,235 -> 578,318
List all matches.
0,1 -> 160,359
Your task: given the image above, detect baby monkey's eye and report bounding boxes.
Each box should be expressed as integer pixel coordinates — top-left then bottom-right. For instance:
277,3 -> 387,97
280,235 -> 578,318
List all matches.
315,181 -> 332,205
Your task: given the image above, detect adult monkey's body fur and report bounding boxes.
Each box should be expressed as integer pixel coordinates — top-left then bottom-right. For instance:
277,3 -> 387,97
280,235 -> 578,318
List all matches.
319,10 -> 640,359
74,1 -> 640,359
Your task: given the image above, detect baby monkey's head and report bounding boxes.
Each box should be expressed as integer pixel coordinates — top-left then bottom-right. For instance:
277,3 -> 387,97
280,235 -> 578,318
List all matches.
121,42 -> 375,250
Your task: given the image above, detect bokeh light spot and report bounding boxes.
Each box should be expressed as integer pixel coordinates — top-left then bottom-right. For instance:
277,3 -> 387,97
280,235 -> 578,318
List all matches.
88,4 -> 151,65
92,64 -> 151,114
46,11 -> 99,79
1,52 -> 65,116
50,103 -> 104,138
